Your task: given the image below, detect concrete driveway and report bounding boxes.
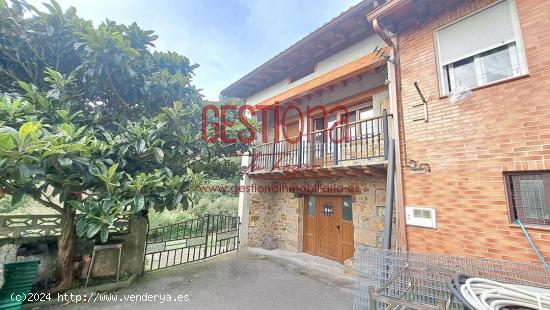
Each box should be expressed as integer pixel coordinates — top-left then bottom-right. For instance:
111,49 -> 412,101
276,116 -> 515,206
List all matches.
45,250 -> 353,310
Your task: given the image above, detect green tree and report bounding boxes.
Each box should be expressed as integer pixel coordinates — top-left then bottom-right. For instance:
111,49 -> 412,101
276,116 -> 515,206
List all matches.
0,0 -> 248,291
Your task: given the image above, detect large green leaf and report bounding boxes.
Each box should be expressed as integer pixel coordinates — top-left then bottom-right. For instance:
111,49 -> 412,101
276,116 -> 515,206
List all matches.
58,158 -> 73,167
107,164 -> 119,179
0,133 -> 15,151
153,147 -> 164,163
86,222 -> 102,238
76,219 -> 87,237
102,199 -> 113,213
17,165 -> 31,183
134,195 -> 145,212
18,122 -> 41,140
100,227 -> 109,243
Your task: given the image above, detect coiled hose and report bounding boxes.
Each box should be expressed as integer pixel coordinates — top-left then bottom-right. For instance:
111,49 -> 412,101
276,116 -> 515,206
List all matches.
448,274 -> 550,310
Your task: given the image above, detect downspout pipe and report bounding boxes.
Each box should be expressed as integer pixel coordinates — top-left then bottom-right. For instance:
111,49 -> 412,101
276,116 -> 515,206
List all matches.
373,18 -> 394,48
373,17 -> 408,250
383,140 -> 395,249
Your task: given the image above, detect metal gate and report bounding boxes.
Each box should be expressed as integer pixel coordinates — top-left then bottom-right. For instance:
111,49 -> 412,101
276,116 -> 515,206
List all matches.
144,214 -> 240,272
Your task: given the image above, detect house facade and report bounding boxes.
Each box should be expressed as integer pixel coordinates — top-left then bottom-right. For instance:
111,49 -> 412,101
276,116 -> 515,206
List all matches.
222,1 -> 398,267
222,0 -> 550,266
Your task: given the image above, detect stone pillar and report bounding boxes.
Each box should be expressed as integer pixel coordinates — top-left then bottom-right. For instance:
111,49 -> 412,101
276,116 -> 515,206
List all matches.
88,215 -> 148,277
120,215 -> 148,275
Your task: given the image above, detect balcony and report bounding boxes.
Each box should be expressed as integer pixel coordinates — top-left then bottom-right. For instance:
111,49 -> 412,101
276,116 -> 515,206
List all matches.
248,111 -> 391,179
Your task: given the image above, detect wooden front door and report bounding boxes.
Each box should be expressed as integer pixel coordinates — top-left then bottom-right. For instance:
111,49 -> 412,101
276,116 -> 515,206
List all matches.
316,196 -> 342,261
303,195 -> 355,263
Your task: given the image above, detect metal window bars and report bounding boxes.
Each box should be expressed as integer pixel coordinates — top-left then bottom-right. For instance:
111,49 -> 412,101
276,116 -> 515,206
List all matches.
507,172 -> 550,226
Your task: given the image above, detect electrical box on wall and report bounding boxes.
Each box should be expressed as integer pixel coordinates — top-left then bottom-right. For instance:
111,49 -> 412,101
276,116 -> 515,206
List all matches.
406,206 -> 436,229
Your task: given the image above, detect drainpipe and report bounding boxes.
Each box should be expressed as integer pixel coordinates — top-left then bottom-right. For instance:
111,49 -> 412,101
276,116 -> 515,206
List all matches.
373,18 -> 408,250
382,140 -> 395,249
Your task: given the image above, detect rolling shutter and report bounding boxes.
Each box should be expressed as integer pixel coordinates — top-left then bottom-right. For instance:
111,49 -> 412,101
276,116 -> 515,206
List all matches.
437,0 -> 517,65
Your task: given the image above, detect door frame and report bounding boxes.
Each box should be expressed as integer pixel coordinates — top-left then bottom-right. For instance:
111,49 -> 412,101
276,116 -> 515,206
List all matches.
302,195 -> 354,263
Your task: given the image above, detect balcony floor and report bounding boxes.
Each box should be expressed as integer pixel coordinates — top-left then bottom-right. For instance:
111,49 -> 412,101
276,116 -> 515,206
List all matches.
248,159 -> 387,180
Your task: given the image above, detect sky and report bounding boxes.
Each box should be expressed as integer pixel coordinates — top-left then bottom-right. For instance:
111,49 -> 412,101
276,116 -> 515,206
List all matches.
27,0 -> 362,101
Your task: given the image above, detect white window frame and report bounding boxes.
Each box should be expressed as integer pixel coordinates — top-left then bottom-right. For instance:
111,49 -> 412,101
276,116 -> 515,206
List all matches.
434,0 -> 528,96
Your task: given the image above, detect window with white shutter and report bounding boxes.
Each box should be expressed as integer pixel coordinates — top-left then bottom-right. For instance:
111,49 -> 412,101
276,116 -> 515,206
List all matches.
434,0 -> 527,95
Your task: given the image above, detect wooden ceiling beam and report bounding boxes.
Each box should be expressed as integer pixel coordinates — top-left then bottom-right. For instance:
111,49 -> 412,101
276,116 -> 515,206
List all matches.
330,29 -> 348,40
363,166 -> 387,176
344,167 -> 361,177
267,66 -> 285,74
354,16 -> 369,26
312,40 -> 331,50
313,169 -> 334,178
301,170 -> 317,178
328,168 -> 348,177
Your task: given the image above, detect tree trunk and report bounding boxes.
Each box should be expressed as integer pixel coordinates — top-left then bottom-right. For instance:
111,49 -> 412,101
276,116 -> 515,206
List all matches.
54,205 -> 76,292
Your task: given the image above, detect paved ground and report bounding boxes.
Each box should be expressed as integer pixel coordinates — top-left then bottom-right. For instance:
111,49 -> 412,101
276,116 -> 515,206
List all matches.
44,250 -> 353,310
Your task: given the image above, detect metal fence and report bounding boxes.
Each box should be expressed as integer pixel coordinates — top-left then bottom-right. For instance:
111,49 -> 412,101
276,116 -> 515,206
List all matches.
354,246 -> 550,310
250,112 -> 391,173
144,214 -> 240,272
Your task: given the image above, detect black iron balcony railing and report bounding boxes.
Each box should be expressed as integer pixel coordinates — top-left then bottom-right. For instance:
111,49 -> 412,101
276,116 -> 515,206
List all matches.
250,111 -> 391,173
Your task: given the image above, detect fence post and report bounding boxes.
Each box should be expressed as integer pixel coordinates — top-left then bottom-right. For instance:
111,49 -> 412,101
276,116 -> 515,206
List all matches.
250,148 -> 255,173
298,137 -> 303,166
382,110 -> 389,160
203,214 -> 210,259
333,128 -> 339,165
237,217 -> 241,251
271,140 -> 277,170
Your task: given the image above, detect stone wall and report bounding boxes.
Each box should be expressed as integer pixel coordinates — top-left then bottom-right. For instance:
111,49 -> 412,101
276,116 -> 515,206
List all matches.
246,175 -> 394,254
248,179 -> 276,248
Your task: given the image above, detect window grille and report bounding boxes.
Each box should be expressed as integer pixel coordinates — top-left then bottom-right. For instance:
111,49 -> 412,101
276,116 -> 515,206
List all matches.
506,172 -> 550,226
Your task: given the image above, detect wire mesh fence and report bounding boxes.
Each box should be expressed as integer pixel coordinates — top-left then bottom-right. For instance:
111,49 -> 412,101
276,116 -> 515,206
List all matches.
353,246 -> 550,310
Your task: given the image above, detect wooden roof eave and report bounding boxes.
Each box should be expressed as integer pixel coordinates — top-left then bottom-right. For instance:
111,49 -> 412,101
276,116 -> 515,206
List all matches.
366,0 -> 411,21
254,48 -> 388,110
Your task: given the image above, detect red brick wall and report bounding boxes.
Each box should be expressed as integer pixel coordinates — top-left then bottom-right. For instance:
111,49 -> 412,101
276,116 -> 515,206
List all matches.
397,0 -> 550,262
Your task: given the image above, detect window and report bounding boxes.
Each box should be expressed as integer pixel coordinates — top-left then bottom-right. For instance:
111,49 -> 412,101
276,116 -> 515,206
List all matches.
506,172 -> 550,226
343,196 -> 352,221
307,196 -> 316,216
435,0 -> 527,95
359,107 -> 377,137
312,114 -> 337,156
340,104 -> 375,138
322,202 -> 334,217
